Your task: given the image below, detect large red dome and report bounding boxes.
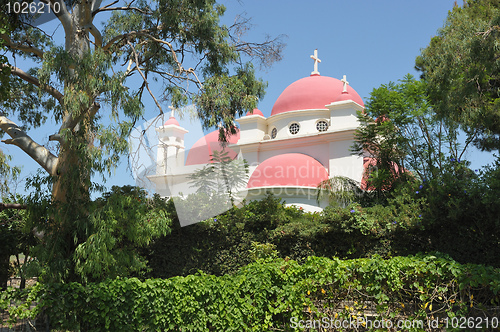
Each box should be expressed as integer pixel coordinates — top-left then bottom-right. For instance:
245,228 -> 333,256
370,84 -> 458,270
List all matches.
185,130 -> 240,166
247,153 -> 329,188
271,75 -> 364,116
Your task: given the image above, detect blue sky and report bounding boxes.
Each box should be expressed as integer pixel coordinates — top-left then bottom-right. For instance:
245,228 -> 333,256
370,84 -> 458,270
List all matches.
8,0 -> 497,196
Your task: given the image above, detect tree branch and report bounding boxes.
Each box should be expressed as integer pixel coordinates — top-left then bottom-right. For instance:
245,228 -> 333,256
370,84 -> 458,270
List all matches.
228,14 -> 286,69
91,0 -> 104,13
0,115 -> 59,176
83,23 -> 103,47
93,0 -> 151,16
0,203 -> 27,211
102,27 -> 162,52
1,64 -> 64,103
117,31 -> 202,90
127,40 -> 163,113
48,134 -> 62,142
58,102 -> 100,137
46,0 -> 73,44
0,34 -> 44,58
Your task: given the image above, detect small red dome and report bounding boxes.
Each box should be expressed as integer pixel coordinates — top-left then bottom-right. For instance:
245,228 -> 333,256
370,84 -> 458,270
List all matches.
271,75 -> 364,116
185,130 -> 240,166
247,153 -> 328,188
246,108 -> 264,117
164,116 -> 180,126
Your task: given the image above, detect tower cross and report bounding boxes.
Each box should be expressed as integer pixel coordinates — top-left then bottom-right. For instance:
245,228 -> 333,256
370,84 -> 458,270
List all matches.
310,49 -> 321,75
341,75 -> 349,93
168,105 -> 176,118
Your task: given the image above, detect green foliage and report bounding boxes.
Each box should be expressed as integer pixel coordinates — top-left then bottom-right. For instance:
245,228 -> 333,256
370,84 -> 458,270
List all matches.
248,241 -> 278,261
147,193 -> 425,278
0,195 -> 38,290
25,185 -> 171,283
74,186 -> 172,282
147,185 -> 500,280
417,157 -> 500,266
0,19 -> 21,197
316,175 -> 363,208
2,255 -> 499,331
352,75 -> 472,202
195,63 -> 267,138
416,0 -> 500,151
188,150 -> 249,204
1,0 -> 282,284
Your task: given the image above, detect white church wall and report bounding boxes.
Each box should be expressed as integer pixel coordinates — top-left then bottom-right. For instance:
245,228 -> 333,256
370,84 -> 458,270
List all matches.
327,101 -> 363,131
328,139 -> 364,181
266,109 -> 330,140
237,115 -> 267,142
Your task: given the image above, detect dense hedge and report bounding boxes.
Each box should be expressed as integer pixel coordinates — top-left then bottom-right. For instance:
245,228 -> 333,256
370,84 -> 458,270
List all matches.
2,255 -> 499,331
146,193 -> 500,279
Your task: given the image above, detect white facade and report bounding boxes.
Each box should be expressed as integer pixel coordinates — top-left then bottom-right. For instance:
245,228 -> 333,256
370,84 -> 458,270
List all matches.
148,54 -> 366,213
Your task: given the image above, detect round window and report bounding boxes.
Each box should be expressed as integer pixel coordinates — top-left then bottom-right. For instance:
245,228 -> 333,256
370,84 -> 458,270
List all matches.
289,123 -> 300,135
316,120 -> 329,132
271,127 -> 277,139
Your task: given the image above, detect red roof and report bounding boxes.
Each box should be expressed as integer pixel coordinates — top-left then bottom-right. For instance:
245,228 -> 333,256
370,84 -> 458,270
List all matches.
247,153 -> 329,188
185,130 -> 240,166
164,116 -> 180,126
271,75 -> 364,116
246,108 -> 265,117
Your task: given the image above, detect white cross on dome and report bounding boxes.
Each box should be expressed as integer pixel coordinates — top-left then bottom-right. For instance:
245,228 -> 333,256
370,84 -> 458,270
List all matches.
310,49 -> 321,75
341,75 -> 349,93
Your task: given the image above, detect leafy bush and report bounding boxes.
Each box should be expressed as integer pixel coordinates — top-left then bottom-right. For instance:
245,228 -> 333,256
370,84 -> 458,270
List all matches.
417,158 -> 500,267
25,185 -> 171,283
147,187 -> 499,280
0,195 -> 38,290
2,255 -> 499,331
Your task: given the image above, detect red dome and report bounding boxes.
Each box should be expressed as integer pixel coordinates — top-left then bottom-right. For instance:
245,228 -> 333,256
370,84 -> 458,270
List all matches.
271,75 -> 364,116
247,153 -> 328,188
164,116 -> 180,126
246,108 -> 264,117
185,130 -> 240,166
334,91 -> 353,103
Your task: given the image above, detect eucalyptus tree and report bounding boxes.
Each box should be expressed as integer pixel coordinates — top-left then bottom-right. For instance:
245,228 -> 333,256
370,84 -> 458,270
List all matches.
416,0 -> 500,151
0,14 -> 21,197
0,0 -> 283,281
0,0 -> 282,202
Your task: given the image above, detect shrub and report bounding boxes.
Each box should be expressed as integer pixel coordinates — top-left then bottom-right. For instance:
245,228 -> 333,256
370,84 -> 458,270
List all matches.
146,186 -> 499,280
2,255 -> 499,331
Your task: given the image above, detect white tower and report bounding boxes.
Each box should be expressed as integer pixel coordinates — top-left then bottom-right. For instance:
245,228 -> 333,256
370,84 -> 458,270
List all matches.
155,107 -> 188,175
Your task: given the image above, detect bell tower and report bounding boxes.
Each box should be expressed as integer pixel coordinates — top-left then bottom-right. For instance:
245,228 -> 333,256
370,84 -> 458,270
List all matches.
155,107 -> 188,174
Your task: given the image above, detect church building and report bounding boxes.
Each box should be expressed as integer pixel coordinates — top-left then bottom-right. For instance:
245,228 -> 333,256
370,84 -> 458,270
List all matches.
148,50 -> 366,213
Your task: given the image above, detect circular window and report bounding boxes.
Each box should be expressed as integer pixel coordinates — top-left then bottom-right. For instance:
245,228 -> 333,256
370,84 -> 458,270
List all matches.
271,127 -> 277,139
289,123 -> 300,135
316,120 -> 329,132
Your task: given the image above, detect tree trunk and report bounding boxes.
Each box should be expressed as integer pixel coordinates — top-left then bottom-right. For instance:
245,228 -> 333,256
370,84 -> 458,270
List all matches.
0,254 -> 10,290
